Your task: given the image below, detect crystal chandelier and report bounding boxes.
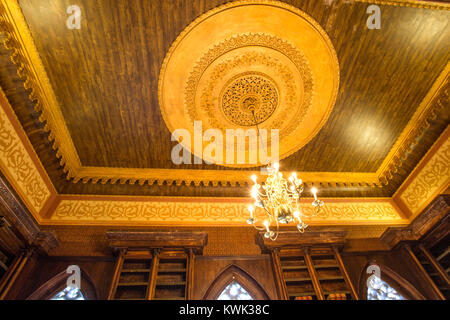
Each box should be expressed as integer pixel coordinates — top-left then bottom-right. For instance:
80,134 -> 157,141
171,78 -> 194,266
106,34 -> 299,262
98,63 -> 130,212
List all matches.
246,162 -> 324,241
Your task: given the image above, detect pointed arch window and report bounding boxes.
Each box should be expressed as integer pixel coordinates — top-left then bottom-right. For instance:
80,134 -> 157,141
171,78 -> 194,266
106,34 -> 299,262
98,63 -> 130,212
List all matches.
367,275 -> 404,300
217,281 -> 254,300
51,286 -> 85,300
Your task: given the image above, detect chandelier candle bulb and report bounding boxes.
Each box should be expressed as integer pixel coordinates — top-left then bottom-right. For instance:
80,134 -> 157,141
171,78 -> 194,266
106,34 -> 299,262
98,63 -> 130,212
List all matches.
246,163 -> 323,241
311,187 -> 318,201
248,206 -> 254,218
263,220 -> 270,232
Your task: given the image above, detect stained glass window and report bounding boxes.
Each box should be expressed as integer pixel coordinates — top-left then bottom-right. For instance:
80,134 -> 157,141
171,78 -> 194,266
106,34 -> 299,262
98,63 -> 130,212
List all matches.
217,281 -> 253,300
367,275 -> 404,300
51,286 -> 85,300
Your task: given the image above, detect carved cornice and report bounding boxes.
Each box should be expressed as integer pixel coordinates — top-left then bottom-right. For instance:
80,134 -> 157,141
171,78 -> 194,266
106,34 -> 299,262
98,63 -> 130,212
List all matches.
107,231 -> 208,255
377,63 -> 450,185
31,230 -> 58,255
0,171 -> 58,254
0,0 -> 448,188
0,0 -> 81,178
256,229 -> 347,252
381,194 -> 450,248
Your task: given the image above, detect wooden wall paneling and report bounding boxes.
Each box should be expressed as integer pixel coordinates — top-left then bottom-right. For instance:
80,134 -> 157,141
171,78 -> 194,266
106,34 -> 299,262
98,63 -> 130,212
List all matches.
332,246 -> 359,300
270,249 -> 288,300
304,248 -> 324,300
107,249 -> 126,300
403,244 -> 445,300
193,256 -> 277,300
418,244 -> 450,287
146,249 -> 159,300
186,249 -> 194,300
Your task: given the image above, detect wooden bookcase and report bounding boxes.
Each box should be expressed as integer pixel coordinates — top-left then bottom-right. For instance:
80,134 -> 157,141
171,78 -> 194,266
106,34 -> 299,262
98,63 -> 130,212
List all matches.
410,239 -> 450,299
257,230 -> 358,300
107,231 -> 207,300
154,251 -> 188,300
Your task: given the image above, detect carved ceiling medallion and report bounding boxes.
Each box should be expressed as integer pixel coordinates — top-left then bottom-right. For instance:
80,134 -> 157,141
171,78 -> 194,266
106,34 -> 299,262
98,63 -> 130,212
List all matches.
159,1 -> 339,167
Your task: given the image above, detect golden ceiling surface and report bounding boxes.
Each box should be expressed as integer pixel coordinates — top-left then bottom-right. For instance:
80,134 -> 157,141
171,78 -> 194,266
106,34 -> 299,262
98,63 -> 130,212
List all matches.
159,1 -> 339,167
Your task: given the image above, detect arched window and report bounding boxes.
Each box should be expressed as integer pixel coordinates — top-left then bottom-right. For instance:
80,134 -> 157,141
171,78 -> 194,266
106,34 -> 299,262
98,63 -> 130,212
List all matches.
51,286 -> 85,300
367,275 -> 404,300
217,281 -> 253,300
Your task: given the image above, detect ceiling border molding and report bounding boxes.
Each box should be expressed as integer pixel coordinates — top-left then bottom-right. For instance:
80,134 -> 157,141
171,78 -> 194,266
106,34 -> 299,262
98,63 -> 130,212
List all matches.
393,125 -> 450,219
0,86 -> 55,218
0,0 -> 448,189
377,63 -> 449,185
0,0 -> 81,178
44,195 -> 408,226
353,0 -> 450,10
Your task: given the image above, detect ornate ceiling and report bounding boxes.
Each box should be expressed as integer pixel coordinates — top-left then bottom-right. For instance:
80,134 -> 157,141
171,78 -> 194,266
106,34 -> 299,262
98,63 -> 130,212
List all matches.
0,0 -> 449,229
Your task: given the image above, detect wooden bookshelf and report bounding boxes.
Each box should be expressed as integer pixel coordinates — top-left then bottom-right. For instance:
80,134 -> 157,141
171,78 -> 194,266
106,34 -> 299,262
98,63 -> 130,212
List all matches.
112,253 -> 153,300
311,252 -> 351,300
107,231 -> 207,300
154,256 -> 188,300
257,230 -> 359,300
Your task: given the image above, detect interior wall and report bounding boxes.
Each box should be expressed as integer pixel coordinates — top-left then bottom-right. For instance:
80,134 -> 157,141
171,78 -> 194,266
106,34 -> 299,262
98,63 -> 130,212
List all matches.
342,246 -> 441,300
5,257 -> 115,300
193,255 -> 278,300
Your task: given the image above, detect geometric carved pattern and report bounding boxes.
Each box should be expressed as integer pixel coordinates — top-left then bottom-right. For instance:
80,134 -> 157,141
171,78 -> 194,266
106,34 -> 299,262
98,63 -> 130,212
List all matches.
221,72 -> 279,126
50,198 -> 406,224
0,90 -> 50,214
399,129 -> 450,216
159,1 -> 337,168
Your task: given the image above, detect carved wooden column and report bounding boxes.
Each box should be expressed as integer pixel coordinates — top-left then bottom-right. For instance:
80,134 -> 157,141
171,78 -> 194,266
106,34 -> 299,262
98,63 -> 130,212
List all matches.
146,248 -> 160,300
186,248 -> 195,300
403,243 -> 445,300
107,248 -> 126,300
332,246 -> 359,300
418,244 -> 450,287
269,248 -> 288,300
304,247 -> 324,300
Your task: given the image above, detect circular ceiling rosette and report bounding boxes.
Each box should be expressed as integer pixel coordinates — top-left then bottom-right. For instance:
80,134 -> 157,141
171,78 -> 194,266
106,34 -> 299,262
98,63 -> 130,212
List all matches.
158,1 -> 339,167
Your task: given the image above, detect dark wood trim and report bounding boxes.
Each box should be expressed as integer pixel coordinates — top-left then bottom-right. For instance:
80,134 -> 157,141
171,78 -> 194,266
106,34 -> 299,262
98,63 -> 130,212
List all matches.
186,248 -> 195,300
256,230 -> 346,253
0,249 -> 32,299
0,173 -> 58,255
0,252 -> 22,296
382,195 -> 450,248
269,249 -> 288,300
146,249 -> 159,300
303,247 -> 324,300
107,231 -> 208,255
107,248 -> 125,300
418,244 -> 450,287
332,246 -> 359,300
403,244 -> 445,299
